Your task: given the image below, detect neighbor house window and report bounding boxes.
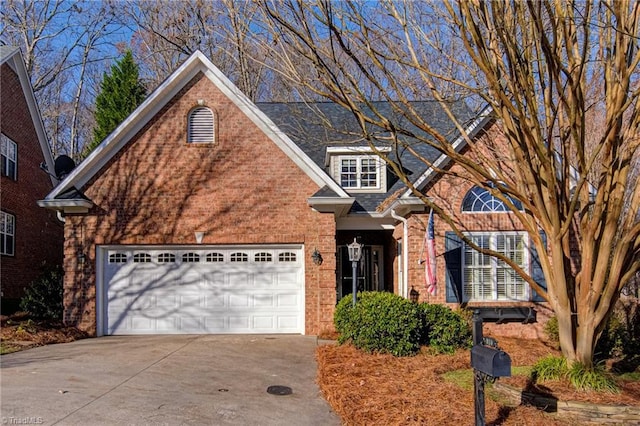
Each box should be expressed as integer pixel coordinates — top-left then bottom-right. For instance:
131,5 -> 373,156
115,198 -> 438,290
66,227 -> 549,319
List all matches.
1,211 -> 15,256
187,106 -> 215,143
461,184 -> 523,212
1,134 -> 17,180
339,156 -> 380,189
463,232 -> 528,302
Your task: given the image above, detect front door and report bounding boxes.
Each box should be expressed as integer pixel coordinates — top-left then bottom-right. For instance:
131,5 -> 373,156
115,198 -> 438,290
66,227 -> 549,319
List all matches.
337,245 -> 384,301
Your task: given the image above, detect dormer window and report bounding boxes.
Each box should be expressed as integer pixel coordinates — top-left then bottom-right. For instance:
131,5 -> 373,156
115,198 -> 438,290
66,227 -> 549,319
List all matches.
340,156 -> 379,189
326,147 -> 390,193
187,106 -> 215,143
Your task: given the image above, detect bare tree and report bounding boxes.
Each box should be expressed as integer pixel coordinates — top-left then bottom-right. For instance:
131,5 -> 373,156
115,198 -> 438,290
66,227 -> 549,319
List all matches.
260,0 -> 640,368
1,0 -> 125,158
119,0 -> 261,100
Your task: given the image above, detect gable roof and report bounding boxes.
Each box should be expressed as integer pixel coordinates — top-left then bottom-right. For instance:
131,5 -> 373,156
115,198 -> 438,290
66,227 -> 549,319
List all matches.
42,50 -> 351,204
257,101 -> 477,213
0,46 -> 56,185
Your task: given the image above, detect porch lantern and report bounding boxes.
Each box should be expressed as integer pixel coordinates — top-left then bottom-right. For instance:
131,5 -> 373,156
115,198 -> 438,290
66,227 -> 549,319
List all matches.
311,248 -> 323,266
347,238 -> 363,306
410,286 -> 420,303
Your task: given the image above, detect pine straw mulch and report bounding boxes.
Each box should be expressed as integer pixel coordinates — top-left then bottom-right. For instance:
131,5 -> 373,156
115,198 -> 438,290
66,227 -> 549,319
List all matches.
316,336 -> 640,426
0,312 -> 88,354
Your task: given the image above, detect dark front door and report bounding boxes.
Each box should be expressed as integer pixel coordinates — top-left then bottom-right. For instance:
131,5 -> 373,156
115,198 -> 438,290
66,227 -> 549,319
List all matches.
337,245 -> 384,301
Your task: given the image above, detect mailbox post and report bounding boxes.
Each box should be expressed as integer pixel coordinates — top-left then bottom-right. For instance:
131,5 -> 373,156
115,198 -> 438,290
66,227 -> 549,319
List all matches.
470,310 -> 511,426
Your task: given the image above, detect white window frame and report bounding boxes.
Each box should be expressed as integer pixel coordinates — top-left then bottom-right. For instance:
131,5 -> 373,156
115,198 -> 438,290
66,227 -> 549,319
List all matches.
462,231 -> 529,302
187,106 -> 215,144
1,134 -> 17,180
1,211 -> 16,256
336,155 -> 382,190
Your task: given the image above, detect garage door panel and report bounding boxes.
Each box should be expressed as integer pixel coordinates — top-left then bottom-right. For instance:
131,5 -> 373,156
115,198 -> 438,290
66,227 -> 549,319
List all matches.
254,273 -> 275,287
103,245 -> 304,335
253,294 -> 275,307
229,316 -> 251,330
277,294 -> 299,307
204,294 -> 226,308
228,272 -> 250,287
229,294 -> 250,307
253,316 -> 274,329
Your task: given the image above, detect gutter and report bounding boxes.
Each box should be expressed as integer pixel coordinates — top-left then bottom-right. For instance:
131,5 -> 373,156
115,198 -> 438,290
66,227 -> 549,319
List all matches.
390,209 -> 409,299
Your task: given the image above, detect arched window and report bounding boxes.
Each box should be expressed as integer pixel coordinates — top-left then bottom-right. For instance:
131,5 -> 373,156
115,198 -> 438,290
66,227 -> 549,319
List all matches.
187,106 -> 215,143
461,184 -> 522,212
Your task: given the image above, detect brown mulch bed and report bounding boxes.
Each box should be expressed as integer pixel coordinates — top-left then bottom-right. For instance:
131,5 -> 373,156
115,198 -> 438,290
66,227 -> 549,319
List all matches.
316,337 -> 640,426
0,312 -> 87,353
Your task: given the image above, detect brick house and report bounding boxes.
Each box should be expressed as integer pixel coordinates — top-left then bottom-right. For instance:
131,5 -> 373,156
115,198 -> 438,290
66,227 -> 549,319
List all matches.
39,51 -> 548,337
1,46 -> 63,312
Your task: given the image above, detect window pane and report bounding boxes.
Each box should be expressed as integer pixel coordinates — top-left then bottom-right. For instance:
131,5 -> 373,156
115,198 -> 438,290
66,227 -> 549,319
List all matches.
206,252 -> 224,262
360,158 -> 378,187
340,159 -> 357,187
182,253 -> 200,262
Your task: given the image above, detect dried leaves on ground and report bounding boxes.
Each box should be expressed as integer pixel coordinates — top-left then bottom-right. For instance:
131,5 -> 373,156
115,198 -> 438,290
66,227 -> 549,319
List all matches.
316,337 -> 639,426
0,313 -> 87,354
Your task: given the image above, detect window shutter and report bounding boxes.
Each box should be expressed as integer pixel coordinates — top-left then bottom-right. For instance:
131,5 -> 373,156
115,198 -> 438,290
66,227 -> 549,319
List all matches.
188,107 -> 214,143
530,231 -> 548,302
445,231 -> 464,303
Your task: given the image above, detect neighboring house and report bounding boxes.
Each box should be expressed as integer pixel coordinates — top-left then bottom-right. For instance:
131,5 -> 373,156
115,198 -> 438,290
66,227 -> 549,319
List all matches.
1,46 -> 63,312
38,51 -> 548,337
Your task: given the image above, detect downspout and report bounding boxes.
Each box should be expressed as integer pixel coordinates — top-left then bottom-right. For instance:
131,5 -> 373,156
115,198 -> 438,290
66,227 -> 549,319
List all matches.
391,209 -> 409,299
56,211 -> 65,223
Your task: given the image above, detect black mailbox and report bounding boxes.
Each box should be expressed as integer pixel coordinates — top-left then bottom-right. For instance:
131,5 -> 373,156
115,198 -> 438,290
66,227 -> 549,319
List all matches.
471,345 -> 511,378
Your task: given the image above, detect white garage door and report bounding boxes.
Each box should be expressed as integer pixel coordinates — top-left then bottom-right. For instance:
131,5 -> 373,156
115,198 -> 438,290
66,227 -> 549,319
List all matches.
99,245 -> 305,335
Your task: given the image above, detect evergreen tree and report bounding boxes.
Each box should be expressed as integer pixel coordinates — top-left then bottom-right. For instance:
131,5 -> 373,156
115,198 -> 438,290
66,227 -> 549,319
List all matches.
86,50 -> 146,156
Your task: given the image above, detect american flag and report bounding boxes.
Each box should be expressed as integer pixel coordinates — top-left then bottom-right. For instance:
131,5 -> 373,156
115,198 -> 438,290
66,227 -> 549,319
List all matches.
424,210 -> 437,296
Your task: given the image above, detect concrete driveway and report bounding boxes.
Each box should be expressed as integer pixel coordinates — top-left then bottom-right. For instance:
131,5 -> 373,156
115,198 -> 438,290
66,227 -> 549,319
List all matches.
0,335 -> 340,425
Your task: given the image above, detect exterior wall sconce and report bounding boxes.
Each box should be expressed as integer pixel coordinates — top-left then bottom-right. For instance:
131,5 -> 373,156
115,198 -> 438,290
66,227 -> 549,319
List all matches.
347,238 -> 363,306
77,250 -> 86,265
410,286 -> 420,303
311,248 -> 323,266
195,231 -> 205,244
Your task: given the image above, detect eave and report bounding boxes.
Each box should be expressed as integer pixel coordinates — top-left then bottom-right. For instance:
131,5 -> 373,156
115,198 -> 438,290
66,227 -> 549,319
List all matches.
37,199 -> 94,214
307,196 -> 355,217
378,197 -> 426,217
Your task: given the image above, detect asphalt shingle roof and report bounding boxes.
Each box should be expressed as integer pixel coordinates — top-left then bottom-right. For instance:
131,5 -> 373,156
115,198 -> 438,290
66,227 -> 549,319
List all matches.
257,101 -> 475,213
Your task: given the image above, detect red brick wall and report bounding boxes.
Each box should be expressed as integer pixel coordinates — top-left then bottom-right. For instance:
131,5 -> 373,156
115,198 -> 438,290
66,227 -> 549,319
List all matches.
393,122 -> 551,337
0,62 -> 63,304
63,73 -> 336,335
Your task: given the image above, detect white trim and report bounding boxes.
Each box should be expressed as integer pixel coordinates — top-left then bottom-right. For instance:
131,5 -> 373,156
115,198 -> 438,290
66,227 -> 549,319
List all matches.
461,231 -> 530,302
324,146 -> 392,166
43,51 -> 350,202
96,243 -> 306,336
331,154 -> 385,192
37,199 -> 93,213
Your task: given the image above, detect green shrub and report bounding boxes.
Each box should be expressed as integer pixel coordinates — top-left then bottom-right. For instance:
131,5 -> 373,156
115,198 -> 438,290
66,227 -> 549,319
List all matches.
543,316 -> 559,345
334,291 -> 422,356
19,265 -> 63,320
567,361 -> 619,393
595,315 -> 626,360
531,355 -> 567,382
419,303 -> 472,354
